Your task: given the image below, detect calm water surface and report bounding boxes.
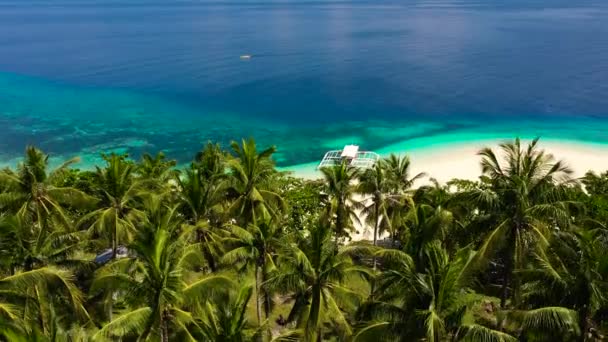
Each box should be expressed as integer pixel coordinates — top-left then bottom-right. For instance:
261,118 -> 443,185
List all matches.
1,0 -> 608,166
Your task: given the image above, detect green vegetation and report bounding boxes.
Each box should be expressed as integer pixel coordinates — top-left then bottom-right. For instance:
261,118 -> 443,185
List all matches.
0,137 -> 606,341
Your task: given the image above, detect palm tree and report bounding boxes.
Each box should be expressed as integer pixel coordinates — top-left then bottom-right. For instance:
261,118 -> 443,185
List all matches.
136,151 -> 177,183
402,203 -> 454,269
194,141 -> 227,181
267,222 -> 369,341
382,154 -> 426,194
177,143 -> 229,225
474,138 -> 574,308
176,166 -> 227,273
319,162 -> 361,243
381,196 -> 415,248
0,266 -> 89,339
414,178 -> 452,207
175,143 -> 230,273
357,163 -> 401,269
80,153 -> 144,260
177,167 -> 224,223
521,226 -> 608,341
355,244 -> 508,341
0,214 -> 91,274
193,283 -> 262,341
0,146 -> 95,230
91,202 -> 232,341
227,138 -> 284,227
222,218 -> 284,325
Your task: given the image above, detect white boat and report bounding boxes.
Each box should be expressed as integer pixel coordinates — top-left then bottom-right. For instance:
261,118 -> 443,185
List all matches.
318,145 -> 379,169
240,54 -> 252,59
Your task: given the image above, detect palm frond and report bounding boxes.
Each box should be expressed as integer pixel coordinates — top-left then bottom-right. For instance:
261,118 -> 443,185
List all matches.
183,274 -> 234,304
519,306 -> 579,334
459,324 -> 517,342
352,321 -> 391,342
92,307 -> 152,341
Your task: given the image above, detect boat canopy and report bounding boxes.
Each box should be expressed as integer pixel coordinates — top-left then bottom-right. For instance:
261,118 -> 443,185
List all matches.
341,144 -> 359,158
318,145 -> 379,169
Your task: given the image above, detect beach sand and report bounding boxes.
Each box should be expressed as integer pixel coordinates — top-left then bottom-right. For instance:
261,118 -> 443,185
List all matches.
283,138 -> 608,242
285,138 -> 608,184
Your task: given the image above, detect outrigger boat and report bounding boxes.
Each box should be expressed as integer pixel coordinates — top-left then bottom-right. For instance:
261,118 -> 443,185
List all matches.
317,145 -> 379,169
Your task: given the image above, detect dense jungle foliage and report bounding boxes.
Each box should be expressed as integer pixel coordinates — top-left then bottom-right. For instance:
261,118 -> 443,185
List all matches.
0,137 -> 606,341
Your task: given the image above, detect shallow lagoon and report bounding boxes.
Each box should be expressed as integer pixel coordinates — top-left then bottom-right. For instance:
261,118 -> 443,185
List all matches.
1,0 -> 608,168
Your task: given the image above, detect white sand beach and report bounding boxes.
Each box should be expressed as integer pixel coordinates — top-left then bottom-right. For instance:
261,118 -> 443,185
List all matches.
405,139 -> 608,184
284,139 -> 608,242
286,138 -> 608,184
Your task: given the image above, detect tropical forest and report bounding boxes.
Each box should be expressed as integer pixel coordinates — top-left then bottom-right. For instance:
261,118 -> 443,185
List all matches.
0,137 -> 606,341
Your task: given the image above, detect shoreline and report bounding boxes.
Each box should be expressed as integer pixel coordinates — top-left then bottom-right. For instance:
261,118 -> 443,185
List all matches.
2,135 -> 607,185
281,137 -> 608,184
285,138 -> 608,242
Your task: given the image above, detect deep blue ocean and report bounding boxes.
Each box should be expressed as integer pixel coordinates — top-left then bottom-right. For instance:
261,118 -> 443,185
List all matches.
1,0 -> 608,168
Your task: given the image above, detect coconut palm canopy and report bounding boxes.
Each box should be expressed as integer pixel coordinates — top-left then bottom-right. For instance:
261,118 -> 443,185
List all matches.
0,139 -> 606,341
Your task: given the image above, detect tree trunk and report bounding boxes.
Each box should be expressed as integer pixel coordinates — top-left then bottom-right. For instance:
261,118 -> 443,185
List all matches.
112,222 -> 118,260
24,257 -> 33,271
198,231 -> 217,273
263,271 -> 271,320
370,202 -> 380,299
255,264 -> 262,325
204,248 -> 217,273
334,198 -> 344,248
287,295 -> 306,323
579,289 -> 591,342
308,283 -> 322,342
500,259 -> 511,308
262,267 -> 272,342
500,248 -> 513,308
160,311 -> 169,342
579,308 -> 589,342
372,202 -> 379,269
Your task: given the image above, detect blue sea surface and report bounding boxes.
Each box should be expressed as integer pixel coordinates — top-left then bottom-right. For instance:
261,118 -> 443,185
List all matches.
1,0 -> 608,167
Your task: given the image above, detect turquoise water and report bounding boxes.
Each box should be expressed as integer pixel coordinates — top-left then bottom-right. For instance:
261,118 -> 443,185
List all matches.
1,0 -> 608,168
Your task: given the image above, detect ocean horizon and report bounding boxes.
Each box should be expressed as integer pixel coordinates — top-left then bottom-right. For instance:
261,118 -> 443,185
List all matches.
1,0 -> 608,171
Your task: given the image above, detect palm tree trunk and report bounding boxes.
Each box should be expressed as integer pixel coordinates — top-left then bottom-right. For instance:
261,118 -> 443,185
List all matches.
579,313 -> 588,342
24,257 -> 33,271
259,256 -> 272,338
255,264 -> 262,325
263,269 -> 271,320
261,265 -> 272,342
334,198 -> 344,248
579,303 -> 590,342
112,222 -> 118,260
372,202 -> 379,270
109,218 -> 119,322
198,231 -> 217,273
204,248 -> 217,273
308,283 -> 322,342
500,224 -> 517,308
160,311 -> 169,342
500,249 -> 513,309
370,203 -> 380,299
